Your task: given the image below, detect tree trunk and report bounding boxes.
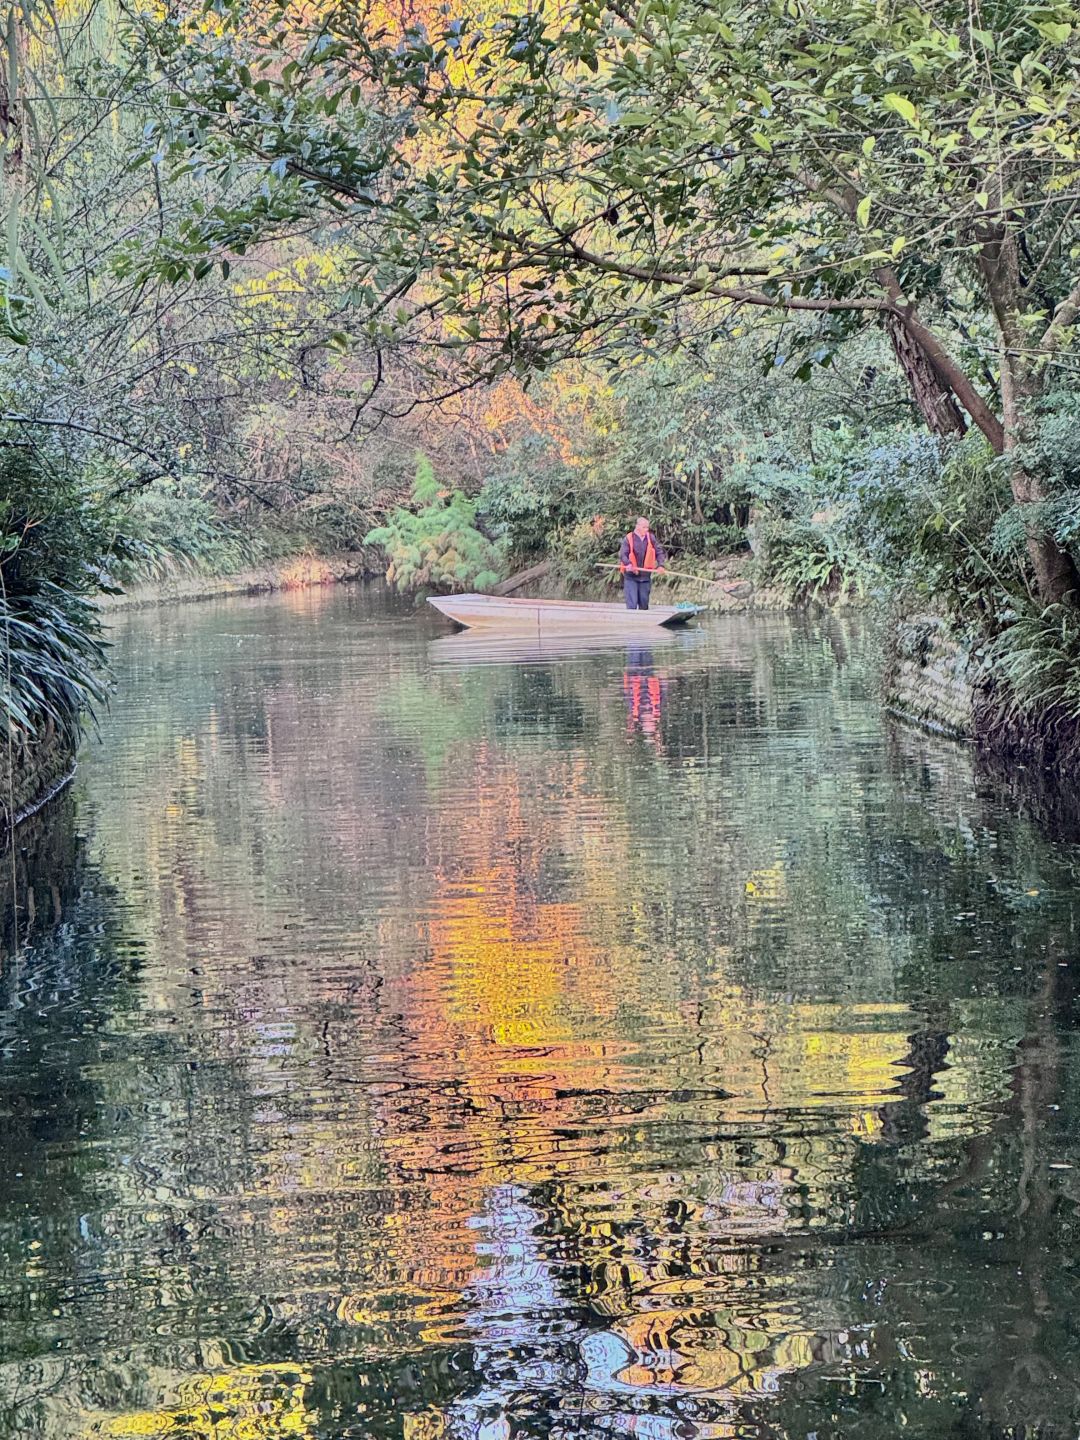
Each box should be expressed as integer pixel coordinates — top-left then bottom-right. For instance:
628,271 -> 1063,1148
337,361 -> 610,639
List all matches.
492,559 -> 551,595
1008,465 -> 1080,605
884,311 -> 967,438
876,267 -> 1005,451
979,228 -> 1080,607
0,7 -> 27,172
1029,535 -> 1080,606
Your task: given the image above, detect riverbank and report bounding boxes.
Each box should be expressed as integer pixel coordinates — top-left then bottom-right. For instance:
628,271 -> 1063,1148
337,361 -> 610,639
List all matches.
98,549 -> 377,611
1,723 -> 78,831
103,542 -> 852,618
883,612 -> 978,741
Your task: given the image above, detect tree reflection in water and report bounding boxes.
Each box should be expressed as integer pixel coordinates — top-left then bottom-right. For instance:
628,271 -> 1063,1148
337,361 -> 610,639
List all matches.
1,591 -> 1079,1439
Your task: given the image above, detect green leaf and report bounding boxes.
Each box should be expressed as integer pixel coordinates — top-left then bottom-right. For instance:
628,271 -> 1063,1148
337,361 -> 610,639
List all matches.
856,195 -> 872,227
883,92 -> 917,125
1036,21 -> 1072,44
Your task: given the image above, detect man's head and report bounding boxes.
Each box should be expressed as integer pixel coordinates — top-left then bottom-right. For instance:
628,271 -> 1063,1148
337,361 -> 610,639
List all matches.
634,516 -> 650,536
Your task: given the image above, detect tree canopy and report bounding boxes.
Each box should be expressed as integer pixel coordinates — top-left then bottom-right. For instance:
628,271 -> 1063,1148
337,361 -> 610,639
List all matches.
7,0 -> 1080,754
134,0 -> 1080,599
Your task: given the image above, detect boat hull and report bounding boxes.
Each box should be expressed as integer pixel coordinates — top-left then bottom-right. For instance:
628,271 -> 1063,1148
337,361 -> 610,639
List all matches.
427,594 -> 702,632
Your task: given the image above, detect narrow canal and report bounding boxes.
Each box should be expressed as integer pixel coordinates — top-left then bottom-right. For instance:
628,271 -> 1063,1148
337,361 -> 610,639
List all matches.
3,584 -> 1080,1438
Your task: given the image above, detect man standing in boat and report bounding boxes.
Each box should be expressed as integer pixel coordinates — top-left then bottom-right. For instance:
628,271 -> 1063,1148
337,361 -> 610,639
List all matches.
619,517 -> 667,610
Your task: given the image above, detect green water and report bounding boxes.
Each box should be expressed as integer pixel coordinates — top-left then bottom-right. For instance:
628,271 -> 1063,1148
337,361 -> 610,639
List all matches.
2,583 -> 1080,1439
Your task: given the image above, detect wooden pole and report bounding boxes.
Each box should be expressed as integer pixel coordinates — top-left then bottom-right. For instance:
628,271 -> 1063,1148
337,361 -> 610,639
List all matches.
595,562 -> 747,591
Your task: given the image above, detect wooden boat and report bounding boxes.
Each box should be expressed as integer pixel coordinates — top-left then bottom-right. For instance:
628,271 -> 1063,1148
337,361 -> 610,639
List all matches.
428,594 -> 703,632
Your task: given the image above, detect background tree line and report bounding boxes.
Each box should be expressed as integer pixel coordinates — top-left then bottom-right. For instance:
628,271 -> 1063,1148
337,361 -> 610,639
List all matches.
6,0 -> 1080,764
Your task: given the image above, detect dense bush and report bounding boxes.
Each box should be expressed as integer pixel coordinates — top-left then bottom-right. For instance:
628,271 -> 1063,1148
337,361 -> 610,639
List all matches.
982,605 -> 1080,722
475,437 -> 581,557
721,429 -> 1020,614
752,519 -> 870,603
473,342 -> 911,581
549,516 -> 616,586
843,433 -> 1012,612
366,456 -> 505,593
116,482 -> 268,581
0,447 -> 114,745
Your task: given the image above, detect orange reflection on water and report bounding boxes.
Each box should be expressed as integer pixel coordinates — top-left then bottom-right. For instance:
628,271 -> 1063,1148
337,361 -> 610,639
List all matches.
622,648 -> 666,749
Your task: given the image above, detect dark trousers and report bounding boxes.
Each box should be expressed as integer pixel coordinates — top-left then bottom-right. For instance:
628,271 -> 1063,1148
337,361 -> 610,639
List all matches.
623,574 -> 653,610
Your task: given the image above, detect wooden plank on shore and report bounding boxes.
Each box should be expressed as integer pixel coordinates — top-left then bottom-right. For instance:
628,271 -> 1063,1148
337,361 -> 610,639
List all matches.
492,560 -> 552,596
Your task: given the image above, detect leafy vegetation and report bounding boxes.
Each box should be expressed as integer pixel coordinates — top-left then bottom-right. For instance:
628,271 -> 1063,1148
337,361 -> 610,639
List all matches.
134,0 -> 1080,607
983,606 -> 1080,721
0,446 -> 112,745
753,521 -> 870,605
0,3 -> 507,763
5,0 -> 1080,772
366,456 -> 505,593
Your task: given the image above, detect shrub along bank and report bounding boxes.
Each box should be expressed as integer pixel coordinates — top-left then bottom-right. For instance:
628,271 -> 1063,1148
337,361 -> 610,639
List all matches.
0,446 -> 112,827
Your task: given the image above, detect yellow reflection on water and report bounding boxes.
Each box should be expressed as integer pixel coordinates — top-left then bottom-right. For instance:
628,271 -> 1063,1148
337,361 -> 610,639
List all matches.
94,1365 -> 314,1439
55,595 -> 1040,1440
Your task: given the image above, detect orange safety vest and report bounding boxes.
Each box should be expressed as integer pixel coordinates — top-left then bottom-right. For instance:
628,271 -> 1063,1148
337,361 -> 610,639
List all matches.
620,531 -> 658,574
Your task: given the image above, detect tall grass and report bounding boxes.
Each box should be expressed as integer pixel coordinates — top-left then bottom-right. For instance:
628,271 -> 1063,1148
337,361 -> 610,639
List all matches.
115,484 -> 271,582
0,445 -> 115,750
982,605 -> 1080,722
0,581 -> 109,747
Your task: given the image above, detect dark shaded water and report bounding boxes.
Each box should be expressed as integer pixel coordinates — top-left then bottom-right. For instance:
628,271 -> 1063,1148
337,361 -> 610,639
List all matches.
3,584 -> 1080,1439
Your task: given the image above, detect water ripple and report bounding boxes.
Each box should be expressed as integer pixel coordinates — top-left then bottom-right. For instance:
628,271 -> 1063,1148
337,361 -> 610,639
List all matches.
1,588 -> 1079,1438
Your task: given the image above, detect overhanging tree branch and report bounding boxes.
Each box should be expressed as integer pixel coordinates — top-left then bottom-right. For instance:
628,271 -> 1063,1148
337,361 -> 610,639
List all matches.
0,413 -> 278,507
559,239 -> 888,312
875,269 -> 1006,453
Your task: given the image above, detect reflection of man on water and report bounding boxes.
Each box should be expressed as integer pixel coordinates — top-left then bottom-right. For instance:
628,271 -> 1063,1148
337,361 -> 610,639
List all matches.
623,647 -> 665,746
619,517 -> 667,610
